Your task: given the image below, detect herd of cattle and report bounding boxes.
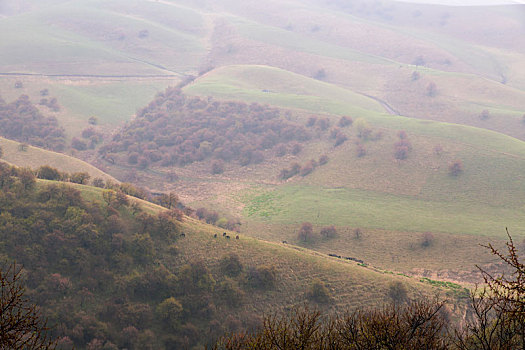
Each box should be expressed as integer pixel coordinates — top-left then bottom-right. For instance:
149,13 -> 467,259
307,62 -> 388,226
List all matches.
180,232 -> 240,239
180,232 -> 364,264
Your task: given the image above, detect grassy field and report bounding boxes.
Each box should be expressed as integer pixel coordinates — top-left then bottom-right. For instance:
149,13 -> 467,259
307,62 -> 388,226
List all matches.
0,0 -> 207,75
241,184 -> 523,238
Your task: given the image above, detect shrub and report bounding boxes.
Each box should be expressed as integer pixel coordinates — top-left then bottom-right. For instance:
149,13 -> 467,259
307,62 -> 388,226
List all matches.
449,160 -> 463,176
334,132 -> 348,147
246,265 -> 276,290
479,109 -> 490,120
421,232 -> 434,248
36,165 -> 61,180
355,119 -> 372,140
316,118 -> 330,131
388,281 -> 408,304
88,116 -> 98,125
70,172 -> 91,185
318,154 -> 328,165
426,82 -> 437,97
71,137 -> 87,151
320,225 -> 337,238
219,254 -> 243,277
306,116 -> 317,127
298,222 -> 313,242
308,279 -> 331,303
411,71 -> 420,81
299,161 -> 315,177
338,116 -> 353,127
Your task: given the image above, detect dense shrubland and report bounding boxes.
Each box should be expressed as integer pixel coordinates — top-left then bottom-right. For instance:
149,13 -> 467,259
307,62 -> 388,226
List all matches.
0,95 -> 65,151
100,88 -> 314,170
0,164 -> 271,349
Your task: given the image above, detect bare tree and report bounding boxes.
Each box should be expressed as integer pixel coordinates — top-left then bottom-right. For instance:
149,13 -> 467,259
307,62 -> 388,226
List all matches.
0,262 -> 57,349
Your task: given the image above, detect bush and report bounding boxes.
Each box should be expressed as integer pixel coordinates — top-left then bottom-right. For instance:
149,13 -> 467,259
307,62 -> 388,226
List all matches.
338,116 -> 353,127
426,82 -> 437,97
449,160 -> 463,176
211,160 -> 224,175
219,254 -> 243,277
36,165 -> 62,180
71,137 -> 87,151
298,222 -> 313,242
320,225 -> 337,238
479,109 -> 490,120
246,265 -> 276,290
388,281 -> 408,304
308,279 -> 331,304
70,172 -> 91,185
421,232 -> 434,248
334,133 -> 348,147
299,161 -> 315,177
318,154 -> 329,165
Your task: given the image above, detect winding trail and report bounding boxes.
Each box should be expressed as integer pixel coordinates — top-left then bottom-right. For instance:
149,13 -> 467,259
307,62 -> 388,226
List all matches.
361,93 -> 400,116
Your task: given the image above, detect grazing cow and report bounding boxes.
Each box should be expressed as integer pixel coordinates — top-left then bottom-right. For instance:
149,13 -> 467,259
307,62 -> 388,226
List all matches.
282,241 -> 288,244
236,235 -> 239,239
226,235 -> 230,239
213,233 -> 217,238
180,233 -> 186,237
223,232 -> 227,236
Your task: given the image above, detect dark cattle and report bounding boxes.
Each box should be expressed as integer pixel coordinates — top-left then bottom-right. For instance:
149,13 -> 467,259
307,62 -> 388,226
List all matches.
180,233 -> 186,237
226,235 -> 230,239
344,257 -> 365,264
236,235 -> 239,239
214,233 -> 217,238
223,232 -> 227,236
282,240 -> 288,244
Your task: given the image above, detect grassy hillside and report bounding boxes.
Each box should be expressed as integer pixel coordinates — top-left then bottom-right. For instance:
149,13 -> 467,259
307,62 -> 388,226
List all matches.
0,167 -> 468,348
0,137 -> 116,182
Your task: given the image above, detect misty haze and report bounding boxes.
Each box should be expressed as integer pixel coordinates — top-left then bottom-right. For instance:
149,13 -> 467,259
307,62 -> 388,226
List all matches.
0,0 -> 524,349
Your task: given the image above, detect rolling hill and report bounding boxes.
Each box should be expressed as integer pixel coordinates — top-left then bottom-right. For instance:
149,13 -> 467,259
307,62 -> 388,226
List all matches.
0,165 -> 467,349
1,0 -> 524,332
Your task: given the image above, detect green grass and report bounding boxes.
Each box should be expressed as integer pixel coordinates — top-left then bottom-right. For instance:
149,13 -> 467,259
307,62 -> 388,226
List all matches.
52,79 -> 175,126
0,0 -> 207,74
242,185 -> 524,238
185,64 -> 386,115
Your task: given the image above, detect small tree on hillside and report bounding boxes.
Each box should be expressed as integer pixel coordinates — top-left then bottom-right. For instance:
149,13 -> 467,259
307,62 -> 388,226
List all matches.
320,225 -> 337,238
298,222 -> 313,242
479,109 -> 490,120
426,82 -> 437,97
449,159 -> 463,176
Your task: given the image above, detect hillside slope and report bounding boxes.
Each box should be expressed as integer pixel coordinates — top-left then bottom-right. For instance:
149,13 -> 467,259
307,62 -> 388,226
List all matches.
0,164 -> 465,349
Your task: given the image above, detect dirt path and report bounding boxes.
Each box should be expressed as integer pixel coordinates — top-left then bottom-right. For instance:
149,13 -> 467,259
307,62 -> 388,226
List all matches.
361,93 -> 400,115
